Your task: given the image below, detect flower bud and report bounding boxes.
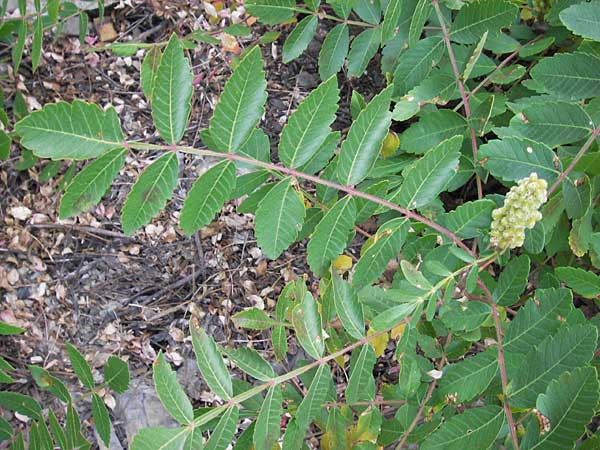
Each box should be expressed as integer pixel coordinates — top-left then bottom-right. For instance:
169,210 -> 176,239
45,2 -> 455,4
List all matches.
489,173 -> 548,250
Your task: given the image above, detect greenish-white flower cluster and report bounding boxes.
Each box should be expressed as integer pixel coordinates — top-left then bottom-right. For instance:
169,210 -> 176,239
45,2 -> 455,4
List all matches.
490,173 -> 548,249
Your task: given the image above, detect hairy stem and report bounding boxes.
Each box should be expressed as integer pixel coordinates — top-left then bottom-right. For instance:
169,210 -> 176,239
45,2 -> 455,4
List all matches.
433,0 -> 483,199
126,141 -> 476,257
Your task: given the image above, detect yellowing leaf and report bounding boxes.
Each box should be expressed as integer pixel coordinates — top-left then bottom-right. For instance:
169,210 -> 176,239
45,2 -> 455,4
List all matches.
391,323 -> 406,339
368,328 -> 389,357
333,255 -> 353,273
380,131 -> 399,159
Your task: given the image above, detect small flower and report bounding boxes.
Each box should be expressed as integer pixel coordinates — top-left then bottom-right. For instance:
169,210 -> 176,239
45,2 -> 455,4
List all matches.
490,173 -> 548,250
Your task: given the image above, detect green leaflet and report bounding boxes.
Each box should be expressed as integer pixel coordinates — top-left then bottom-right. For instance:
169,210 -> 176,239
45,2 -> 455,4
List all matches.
400,109 -> 466,154
0,392 -> 43,421
291,291 -> 324,359
393,36 -> 445,97
104,356 -> 130,394
141,46 -> 163,102
450,0 -> 518,44
31,16 -> 43,73
392,136 -> 462,210
246,0 -> 296,24
59,147 -> 127,219
347,27 -> 382,78
65,343 -> 94,390
370,302 -> 419,331
282,15 -> 318,63
504,288 -> 574,357
12,19 -> 26,73
209,47 -> 267,153
190,323 -> 233,400
381,0 -> 403,44
337,85 -> 393,185
346,344 -> 376,406
521,367 -> 600,450
352,218 -> 409,289
331,271 -> 365,339
222,347 -> 276,381
254,385 -> 283,450
204,406 -> 239,450
0,130 -> 10,161
409,0 -> 432,48
297,130 -> 339,175
153,352 -> 194,425
15,100 -> 123,160
121,152 -> 179,235
29,365 -> 71,403
479,137 -> 561,184
232,308 -> 280,330
130,427 -> 189,450
307,196 -> 357,276
560,2 -> 600,42
438,199 -> 495,239
555,267 -> 600,299
438,349 -> 498,403
278,76 -> 340,168
254,177 -> 306,259
91,394 -> 111,447
507,102 -> 592,147
509,324 -> 597,408
150,34 -> 193,144
318,23 -> 350,81
296,364 -> 331,431
493,255 -> 530,307
530,52 -> 600,101
180,160 -> 236,236
422,406 -> 505,450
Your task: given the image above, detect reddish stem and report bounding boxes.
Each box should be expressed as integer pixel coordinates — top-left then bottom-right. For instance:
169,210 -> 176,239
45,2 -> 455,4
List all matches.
129,142 -> 477,257
478,279 -> 520,450
433,0 -> 483,200
548,126 -> 600,196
